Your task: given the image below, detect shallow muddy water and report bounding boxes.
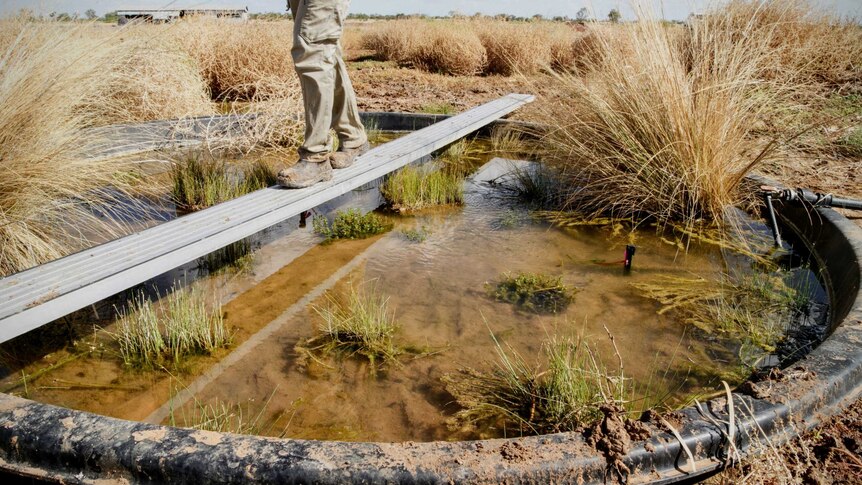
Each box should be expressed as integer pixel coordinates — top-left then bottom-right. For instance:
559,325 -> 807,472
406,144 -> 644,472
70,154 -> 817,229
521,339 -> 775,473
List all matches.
0,153 -> 827,443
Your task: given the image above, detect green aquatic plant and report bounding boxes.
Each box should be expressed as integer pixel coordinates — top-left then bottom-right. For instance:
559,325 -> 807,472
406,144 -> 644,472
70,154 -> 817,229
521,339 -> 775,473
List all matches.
312,209 -> 389,241
115,285 -> 230,368
171,154 -> 276,211
298,282 -> 400,370
419,102 -> 456,115
199,239 -> 255,274
633,272 -> 804,354
170,390 -> 290,437
443,334 -> 629,435
380,164 -> 464,212
490,272 -> 575,314
400,226 -> 431,242
495,163 -> 565,210
437,138 -> 486,177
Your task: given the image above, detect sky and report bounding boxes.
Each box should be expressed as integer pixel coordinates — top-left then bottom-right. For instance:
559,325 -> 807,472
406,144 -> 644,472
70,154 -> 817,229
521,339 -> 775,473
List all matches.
1,0 -> 860,21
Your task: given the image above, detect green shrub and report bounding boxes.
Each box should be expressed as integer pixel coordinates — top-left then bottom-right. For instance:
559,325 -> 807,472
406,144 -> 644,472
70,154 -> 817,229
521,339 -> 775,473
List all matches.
312,209 -> 389,241
490,272 -> 575,313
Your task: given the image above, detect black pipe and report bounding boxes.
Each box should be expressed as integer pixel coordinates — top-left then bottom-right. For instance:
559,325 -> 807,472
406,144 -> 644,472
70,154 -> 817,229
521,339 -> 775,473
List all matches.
777,188 -> 862,211
762,193 -> 784,248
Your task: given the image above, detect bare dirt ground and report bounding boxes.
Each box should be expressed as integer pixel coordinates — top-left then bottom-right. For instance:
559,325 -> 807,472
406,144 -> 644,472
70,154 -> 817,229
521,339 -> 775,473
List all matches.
345,52 -> 862,482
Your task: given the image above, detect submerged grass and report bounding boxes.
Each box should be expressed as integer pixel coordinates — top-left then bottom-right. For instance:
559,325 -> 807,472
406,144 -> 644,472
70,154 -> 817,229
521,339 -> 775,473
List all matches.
633,272 -> 804,357
490,272 -> 575,314
171,389 -> 290,437
170,154 -> 276,211
312,209 -> 389,241
298,282 -> 400,370
444,334 -> 629,435
380,164 -> 464,212
115,286 -> 230,369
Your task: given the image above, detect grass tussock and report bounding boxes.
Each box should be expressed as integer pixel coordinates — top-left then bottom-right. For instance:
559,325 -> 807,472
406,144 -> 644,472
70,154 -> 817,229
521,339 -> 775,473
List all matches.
444,334 -> 628,435
299,282 -> 400,369
362,19 -> 602,76
361,19 -> 421,64
170,154 -> 276,211
312,209 -> 389,241
174,18 -> 296,101
411,22 -> 486,76
115,286 -> 230,369
633,273 -> 803,355
381,164 -> 464,212
538,6 -> 796,230
703,0 -> 862,88
489,272 -> 575,314
0,18 -> 155,277
87,29 -> 215,124
476,21 -> 552,75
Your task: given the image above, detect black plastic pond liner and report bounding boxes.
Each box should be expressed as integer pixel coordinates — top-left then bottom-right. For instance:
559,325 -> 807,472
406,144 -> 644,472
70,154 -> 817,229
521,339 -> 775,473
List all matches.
0,114 -> 860,484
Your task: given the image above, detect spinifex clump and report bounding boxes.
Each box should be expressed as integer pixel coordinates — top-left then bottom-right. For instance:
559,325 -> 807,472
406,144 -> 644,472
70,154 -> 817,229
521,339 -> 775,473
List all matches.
444,335 -> 629,435
297,282 -> 400,370
312,209 -> 390,241
490,272 -> 575,314
114,286 -> 230,368
380,164 -> 464,212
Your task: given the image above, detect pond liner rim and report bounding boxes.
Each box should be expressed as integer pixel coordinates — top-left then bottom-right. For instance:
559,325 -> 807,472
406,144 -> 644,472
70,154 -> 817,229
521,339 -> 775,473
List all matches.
0,113 -> 859,484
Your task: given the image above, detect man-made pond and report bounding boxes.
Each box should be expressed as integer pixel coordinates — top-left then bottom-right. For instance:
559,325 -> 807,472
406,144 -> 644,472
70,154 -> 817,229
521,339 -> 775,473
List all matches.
0,147 -> 827,444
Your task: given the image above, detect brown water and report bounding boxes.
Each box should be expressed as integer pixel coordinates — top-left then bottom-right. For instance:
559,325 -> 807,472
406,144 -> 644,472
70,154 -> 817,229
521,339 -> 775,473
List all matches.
0,156 -> 785,443
150,161 -> 743,442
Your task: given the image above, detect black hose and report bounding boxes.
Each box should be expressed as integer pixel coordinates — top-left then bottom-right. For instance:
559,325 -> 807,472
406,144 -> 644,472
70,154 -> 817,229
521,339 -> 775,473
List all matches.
774,188 -> 862,211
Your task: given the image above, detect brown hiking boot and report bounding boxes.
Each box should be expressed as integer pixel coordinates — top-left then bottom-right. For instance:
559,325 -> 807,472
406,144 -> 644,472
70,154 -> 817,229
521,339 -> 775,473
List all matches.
330,142 -> 370,169
277,159 -> 333,189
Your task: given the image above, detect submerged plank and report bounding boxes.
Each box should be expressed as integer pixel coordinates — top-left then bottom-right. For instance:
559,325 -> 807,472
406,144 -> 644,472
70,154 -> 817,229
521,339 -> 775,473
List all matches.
0,94 -> 534,343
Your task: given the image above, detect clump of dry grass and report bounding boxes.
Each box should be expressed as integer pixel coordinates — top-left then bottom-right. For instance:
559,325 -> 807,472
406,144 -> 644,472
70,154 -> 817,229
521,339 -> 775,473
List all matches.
361,19 -> 599,76
90,31 -> 215,124
175,18 -> 296,101
161,19 -> 304,150
476,21 -> 552,75
411,22 -> 486,76
0,18 -> 153,276
701,0 -> 862,88
538,5 -> 793,229
361,19 -> 421,63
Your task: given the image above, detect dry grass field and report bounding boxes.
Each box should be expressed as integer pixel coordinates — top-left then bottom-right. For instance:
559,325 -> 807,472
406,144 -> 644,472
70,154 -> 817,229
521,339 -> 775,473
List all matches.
0,0 -> 860,480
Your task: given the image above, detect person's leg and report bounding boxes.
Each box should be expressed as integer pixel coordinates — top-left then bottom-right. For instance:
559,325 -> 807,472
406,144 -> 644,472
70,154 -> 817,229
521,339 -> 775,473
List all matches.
328,0 -> 368,169
331,40 -> 366,149
279,0 -> 343,188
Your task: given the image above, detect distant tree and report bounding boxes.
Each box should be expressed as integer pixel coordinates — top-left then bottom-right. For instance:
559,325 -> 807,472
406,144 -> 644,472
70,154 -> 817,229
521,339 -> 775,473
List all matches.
85,9 -> 97,20
576,7 -> 590,23
532,14 -> 543,22
608,8 -> 621,23
102,11 -> 119,23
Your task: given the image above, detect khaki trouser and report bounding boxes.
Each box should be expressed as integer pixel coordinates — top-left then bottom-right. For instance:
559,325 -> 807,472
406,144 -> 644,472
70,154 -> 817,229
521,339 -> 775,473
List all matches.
289,0 -> 366,161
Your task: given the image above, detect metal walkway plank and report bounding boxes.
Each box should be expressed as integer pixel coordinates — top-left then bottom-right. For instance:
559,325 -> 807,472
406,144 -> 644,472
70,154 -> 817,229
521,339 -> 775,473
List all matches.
0,94 -> 534,342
